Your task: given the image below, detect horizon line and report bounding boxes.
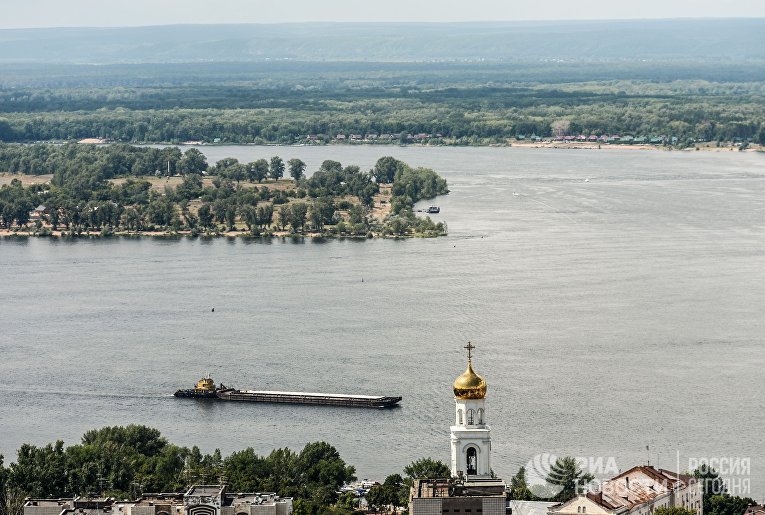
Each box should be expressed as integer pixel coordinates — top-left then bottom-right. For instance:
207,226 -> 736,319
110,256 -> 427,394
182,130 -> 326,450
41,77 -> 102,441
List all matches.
2,16 -> 764,31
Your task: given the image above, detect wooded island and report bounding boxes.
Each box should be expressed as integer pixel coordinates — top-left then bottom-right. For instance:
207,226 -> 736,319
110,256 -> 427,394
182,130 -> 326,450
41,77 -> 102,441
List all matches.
0,144 -> 448,238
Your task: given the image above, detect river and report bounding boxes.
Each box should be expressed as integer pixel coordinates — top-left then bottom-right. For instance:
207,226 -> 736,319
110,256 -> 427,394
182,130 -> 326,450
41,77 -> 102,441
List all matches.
1,146 -> 764,495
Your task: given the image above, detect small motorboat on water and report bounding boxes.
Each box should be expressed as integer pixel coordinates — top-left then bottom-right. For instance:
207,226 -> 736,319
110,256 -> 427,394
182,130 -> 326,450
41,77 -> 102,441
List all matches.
426,206 -> 440,214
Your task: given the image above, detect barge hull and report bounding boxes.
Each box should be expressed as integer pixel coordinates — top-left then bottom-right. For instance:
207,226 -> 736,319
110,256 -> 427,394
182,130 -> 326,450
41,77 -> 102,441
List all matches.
217,390 -> 401,408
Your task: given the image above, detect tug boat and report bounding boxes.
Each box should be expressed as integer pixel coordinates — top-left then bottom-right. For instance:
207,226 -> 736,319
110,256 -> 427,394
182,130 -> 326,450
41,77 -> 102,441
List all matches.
173,375 -> 230,399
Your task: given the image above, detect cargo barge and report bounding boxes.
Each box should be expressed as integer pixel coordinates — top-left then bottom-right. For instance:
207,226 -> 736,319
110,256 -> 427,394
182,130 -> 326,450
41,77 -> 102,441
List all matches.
174,376 -> 401,409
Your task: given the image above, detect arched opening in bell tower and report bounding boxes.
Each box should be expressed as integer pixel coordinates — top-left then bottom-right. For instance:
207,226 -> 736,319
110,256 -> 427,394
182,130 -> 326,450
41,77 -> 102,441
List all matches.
466,447 -> 478,475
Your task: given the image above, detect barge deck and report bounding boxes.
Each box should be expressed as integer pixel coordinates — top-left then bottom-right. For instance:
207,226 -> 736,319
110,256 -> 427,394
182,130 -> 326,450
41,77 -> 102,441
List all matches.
217,389 -> 402,408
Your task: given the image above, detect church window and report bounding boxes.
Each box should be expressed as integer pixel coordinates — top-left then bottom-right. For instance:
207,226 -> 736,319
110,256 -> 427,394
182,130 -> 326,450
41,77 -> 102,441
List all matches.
477,408 -> 484,424
583,507 -> 586,513
467,409 -> 474,425
466,447 -> 478,475
458,409 -> 464,425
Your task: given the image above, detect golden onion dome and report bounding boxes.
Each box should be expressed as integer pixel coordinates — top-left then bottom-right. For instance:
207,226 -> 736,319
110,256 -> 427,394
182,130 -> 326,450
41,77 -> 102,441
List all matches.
453,360 -> 487,399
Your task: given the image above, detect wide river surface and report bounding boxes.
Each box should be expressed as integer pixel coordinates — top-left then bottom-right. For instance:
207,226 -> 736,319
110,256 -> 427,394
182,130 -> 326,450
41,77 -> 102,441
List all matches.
2,146 -> 764,495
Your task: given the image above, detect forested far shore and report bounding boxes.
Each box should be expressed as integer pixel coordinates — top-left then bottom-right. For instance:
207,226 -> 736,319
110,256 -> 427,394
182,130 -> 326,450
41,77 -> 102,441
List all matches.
2,63 -> 765,146
0,144 -> 448,238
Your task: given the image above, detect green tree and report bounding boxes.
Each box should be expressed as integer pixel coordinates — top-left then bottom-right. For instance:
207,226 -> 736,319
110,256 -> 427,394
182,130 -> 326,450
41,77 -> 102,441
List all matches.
145,196 -> 174,226
545,456 -> 594,502
7,442 -> 68,497
241,205 -> 258,232
373,156 -> 403,184
226,163 -> 247,184
288,158 -> 306,183
248,159 -> 269,183
0,454 -> 7,515
403,457 -> 451,487
197,204 -> 213,228
509,466 -> 535,501
256,204 -> 274,230
225,205 -> 237,231
270,156 -> 285,181
693,467 -> 754,515
215,157 -> 239,173
178,148 -> 208,175
369,474 -> 408,511
278,205 -> 290,231
706,495 -> 755,515
289,203 -> 308,233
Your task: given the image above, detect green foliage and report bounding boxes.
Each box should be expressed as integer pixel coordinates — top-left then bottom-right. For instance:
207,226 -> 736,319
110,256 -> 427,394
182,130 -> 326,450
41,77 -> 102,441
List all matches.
373,157 -> 406,184
692,467 -> 755,515
544,456 -> 594,502
289,158 -> 306,183
270,156 -> 285,181
0,146 -> 447,237
402,457 -> 451,487
4,425 -> 355,508
248,159 -> 269,183
2,63 -> 765,146
178,148 -> 208,175
306,161 -> 378,206
706,495 -> 755,515
509,466 -> 536,501
287,202 -> 309,233
390,166 -> 448,215
366,474 -> 408,511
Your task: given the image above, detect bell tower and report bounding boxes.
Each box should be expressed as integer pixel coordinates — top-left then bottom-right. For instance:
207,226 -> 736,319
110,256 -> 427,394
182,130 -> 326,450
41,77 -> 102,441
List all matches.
450,342 -> 492,478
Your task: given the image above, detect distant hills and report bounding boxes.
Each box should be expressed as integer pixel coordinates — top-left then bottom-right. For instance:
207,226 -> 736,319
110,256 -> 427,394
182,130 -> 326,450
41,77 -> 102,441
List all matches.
1,19 -> 764,64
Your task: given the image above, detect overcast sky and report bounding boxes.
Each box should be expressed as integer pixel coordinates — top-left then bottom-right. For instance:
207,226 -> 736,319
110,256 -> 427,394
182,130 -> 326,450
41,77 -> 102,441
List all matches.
2,0 -> 765,29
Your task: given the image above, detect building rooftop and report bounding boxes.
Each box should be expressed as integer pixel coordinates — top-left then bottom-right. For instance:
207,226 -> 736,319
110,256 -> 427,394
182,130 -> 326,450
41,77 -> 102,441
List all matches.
551,466 -> 696,513
186,486 -> 225,497
25,500 -> 73,508
508,500 -> 558,515
412,478 -> 506,499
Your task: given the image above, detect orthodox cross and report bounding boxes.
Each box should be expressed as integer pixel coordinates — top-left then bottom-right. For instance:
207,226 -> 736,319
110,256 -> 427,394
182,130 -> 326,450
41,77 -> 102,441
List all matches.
464,341 -> 475,360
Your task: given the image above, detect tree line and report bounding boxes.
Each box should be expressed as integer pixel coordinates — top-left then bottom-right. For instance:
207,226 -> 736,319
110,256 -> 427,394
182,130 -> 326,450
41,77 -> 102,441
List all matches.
2,78 -> 765,145
0,146 -> 448,238
0,427 -> 460,515
0,425 -> 356,515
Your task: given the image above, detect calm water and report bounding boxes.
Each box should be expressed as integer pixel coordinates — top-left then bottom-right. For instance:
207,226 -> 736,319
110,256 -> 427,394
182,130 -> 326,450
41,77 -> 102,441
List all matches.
2,146 -> 764,496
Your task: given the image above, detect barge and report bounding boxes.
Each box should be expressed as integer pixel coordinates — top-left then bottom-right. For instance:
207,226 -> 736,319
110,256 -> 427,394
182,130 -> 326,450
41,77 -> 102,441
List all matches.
174,376 -> 401,409
217,389 -> 401,408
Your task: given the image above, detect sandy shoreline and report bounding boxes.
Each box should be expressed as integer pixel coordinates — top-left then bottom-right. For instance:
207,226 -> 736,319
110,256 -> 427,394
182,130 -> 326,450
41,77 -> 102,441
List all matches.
507,141 -> 763,152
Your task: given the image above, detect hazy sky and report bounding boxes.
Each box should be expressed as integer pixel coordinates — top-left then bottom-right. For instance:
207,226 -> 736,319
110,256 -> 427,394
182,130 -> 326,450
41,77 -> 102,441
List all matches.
3,0 -> 765,29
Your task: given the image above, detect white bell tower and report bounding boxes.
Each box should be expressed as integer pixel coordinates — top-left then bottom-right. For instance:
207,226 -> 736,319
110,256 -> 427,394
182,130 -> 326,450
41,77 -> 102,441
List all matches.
450,342 -> 491,478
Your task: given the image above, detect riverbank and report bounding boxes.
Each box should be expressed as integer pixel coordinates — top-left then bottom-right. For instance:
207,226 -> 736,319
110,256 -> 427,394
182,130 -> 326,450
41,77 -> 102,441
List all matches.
0,227 -> 442,239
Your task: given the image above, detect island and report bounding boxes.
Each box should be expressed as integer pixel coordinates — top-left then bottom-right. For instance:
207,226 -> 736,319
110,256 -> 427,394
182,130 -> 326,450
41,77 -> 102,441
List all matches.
0,144 -> 448,239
